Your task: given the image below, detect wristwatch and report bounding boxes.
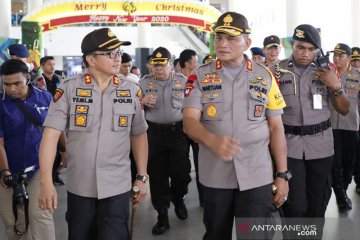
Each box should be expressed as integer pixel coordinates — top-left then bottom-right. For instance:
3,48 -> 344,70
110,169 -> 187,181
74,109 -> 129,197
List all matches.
276,170 -> 292,181
332,87 -> 344,96
135,174 -> 149,183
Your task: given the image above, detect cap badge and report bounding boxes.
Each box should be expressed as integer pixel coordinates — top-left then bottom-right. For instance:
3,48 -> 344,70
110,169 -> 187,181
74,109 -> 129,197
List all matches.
295,29 -> 305,38
108,30 -> 115,37
156,52 -> 162,58
335,44 -> 340,49
223,14 -> 233,26
354,50 -> 359,56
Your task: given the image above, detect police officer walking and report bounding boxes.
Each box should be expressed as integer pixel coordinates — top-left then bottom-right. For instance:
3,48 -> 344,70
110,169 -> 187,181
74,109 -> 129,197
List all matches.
330,43 -> 360,211
139,47 -> 191,235
275,24 -> 349,238
38,28 -> 149,240
183,12 -> 289,240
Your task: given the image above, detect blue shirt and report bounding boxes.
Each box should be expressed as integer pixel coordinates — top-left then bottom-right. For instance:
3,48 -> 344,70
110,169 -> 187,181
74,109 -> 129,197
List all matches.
0,86 -> 52,178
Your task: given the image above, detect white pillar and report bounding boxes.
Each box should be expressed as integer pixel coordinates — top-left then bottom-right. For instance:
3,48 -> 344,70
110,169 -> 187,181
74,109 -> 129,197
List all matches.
0,0 -> 11,37
28,0 -> 43,12
137,23 -> 151,48
286,0 -> 301,37
351,0 -> 360,46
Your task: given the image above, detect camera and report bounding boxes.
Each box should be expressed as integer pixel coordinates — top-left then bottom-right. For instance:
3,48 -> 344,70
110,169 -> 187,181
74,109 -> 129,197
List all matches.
2,166 -> 35,205
316,49 -> 331,70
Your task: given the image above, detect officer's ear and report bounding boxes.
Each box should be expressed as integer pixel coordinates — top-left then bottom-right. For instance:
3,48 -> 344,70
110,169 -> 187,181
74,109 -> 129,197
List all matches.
26,73 -> 31,85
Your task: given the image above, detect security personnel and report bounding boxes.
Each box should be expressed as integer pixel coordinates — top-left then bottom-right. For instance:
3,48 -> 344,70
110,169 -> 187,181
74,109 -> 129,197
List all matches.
183,12 -> 289,240
139,47 -> 191,235
275,24 -> 349,239
202,54 -> 215,64
0,59 -> 55,240
262,35 -> 282,68
350,47 -> 360,71
330,43 -> 360,210
250,47 -> 265,63
38,28 -> 149,240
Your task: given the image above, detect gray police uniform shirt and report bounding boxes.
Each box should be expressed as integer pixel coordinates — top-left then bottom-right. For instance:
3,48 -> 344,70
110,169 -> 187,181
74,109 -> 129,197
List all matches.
139,72 -> 186,124
330,66 -> 360,131
183,58 -> 286,190
44,70 -> 148,199
277,57 -> 333,160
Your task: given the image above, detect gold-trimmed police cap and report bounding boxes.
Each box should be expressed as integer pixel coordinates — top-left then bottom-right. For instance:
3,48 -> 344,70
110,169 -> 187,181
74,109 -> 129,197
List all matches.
332,43 -> 351,56
81,28 -> 131,54
214,12 -> 251,37
150,47 -> 171,65
202,54 -> 215,64
292,24 -> 321,49
351,47 -> 360,61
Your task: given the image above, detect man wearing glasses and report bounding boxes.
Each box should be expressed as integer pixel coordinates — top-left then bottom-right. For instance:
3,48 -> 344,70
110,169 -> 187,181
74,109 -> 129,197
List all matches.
38,28 -> 149,240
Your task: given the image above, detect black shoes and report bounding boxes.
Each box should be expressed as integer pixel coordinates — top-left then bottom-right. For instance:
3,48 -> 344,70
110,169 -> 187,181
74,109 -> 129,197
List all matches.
53,175 -> 65,186
174,200 -> 188,220
152,209 -> 170,235
333,186 -> 352,211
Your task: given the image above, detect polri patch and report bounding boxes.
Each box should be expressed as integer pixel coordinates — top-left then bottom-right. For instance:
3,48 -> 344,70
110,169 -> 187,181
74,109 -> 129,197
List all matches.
117,90 -> 131,97
53,88 -> 64,102
74,114 -> 87,127
119,116 -> 128,127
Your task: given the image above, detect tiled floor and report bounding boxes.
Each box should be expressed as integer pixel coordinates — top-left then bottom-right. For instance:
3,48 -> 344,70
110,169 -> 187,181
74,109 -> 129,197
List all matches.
1,167 -> 360,240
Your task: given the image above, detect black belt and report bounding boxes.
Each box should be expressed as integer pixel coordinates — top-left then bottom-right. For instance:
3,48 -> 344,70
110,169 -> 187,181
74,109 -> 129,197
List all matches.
284,119 -> 331,136
147,121 -> 183,132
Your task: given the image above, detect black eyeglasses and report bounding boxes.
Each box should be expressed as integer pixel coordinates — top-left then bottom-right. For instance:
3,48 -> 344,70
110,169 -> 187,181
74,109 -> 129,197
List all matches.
93,50 -> 123,59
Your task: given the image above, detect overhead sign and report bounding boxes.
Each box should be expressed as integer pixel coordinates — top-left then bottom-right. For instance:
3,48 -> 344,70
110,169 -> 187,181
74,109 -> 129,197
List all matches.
22,0 -> 221,32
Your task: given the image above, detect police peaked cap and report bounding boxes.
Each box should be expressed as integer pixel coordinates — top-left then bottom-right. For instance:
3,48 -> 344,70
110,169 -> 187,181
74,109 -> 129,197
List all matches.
151,47 -> 171,65
351,47 -> 360,60
81,28 -> 131,54
332,43 -> 351,56
250,47 -> 265,57
8,44 -> 30,58
292,24 -> 321,49
263,35 -> 281,48
214,12 -> 251,37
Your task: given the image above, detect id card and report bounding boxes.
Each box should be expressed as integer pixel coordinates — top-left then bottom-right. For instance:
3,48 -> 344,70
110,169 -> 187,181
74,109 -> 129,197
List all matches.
313,93 -> 322,109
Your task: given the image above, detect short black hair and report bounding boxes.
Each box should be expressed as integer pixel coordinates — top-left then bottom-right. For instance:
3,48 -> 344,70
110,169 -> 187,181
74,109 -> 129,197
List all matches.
121,52 -> 132,64
40,56 -> 54,65
146,55 -> 152,63
173,58 -> 179,68
131,66 -> 139,71
179,49 -> 197,68
0,59 -> 29,76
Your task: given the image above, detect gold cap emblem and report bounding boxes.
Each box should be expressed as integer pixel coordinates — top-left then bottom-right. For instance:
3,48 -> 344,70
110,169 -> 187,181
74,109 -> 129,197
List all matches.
108,29 -> 115,37
354,50 -> 359,56
335,44 -> 340,49
156,52 -> 162,58
223,14 -> 233,26
295,29 -> 305,38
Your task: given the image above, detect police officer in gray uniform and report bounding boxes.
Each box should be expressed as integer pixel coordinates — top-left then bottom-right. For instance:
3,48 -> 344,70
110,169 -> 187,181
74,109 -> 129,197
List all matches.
330,43 -> 360,210
139,47 -> 191,235
275,24 -> 349,238
183,12 -> 289,240
38,28 -> 149,240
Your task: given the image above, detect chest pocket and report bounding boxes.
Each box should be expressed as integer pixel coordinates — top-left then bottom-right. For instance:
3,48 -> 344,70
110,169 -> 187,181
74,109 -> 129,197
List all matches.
201,93 -> 223,121
344,81 -> 359,98
69,104 -> 94,132
248,90 -> 268,121
279,76 -> 296,96
311,84 -> 329,107
171,91 -> 184,108
113,104 -> 135,132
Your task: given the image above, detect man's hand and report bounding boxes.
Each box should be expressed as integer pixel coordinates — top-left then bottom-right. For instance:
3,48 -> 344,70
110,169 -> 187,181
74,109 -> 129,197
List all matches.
131,180 -> 147,208
142,94 -> 157,108
0,170 -> 11,188
272,178 -> 289,208
316,68 -> 341,90
208,136 -> 242,161
58,152 -> 68,170
38,182 -> 58,213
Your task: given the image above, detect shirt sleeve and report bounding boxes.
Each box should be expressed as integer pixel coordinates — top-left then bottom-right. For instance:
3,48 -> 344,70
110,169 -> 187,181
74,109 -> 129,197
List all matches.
130,85 -> 148,136
43,82 -> 70,131
182,73 -> 203,111
266,74 -> 286,110
0,99 -> 4,138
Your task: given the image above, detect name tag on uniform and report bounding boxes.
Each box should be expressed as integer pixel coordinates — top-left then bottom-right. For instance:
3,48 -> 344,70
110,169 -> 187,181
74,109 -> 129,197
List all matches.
313,93 -> 322,109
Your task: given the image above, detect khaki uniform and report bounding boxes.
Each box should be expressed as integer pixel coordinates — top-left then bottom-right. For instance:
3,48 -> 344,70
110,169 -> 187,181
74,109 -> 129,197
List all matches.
278,58 -> 333,160
44,70 -> 148,199
183,58 -> 286,191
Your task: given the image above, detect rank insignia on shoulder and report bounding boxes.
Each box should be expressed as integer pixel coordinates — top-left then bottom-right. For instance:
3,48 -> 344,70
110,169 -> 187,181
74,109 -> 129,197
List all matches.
206,104 -> 217,118
75,114 -> 87,127
113,75 -> 119,85
119,116 -> 128,127
53,88 -> 64,102
117,90 -> 131,97
76,88 -> 92,97
215,60 -> 222,70
254,105 -> 264,117
75,105 -> 89,114
38,77 -> 46,89
246,59 -> 253,71
136,89 -> 143,98
84,74 -> 92,84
